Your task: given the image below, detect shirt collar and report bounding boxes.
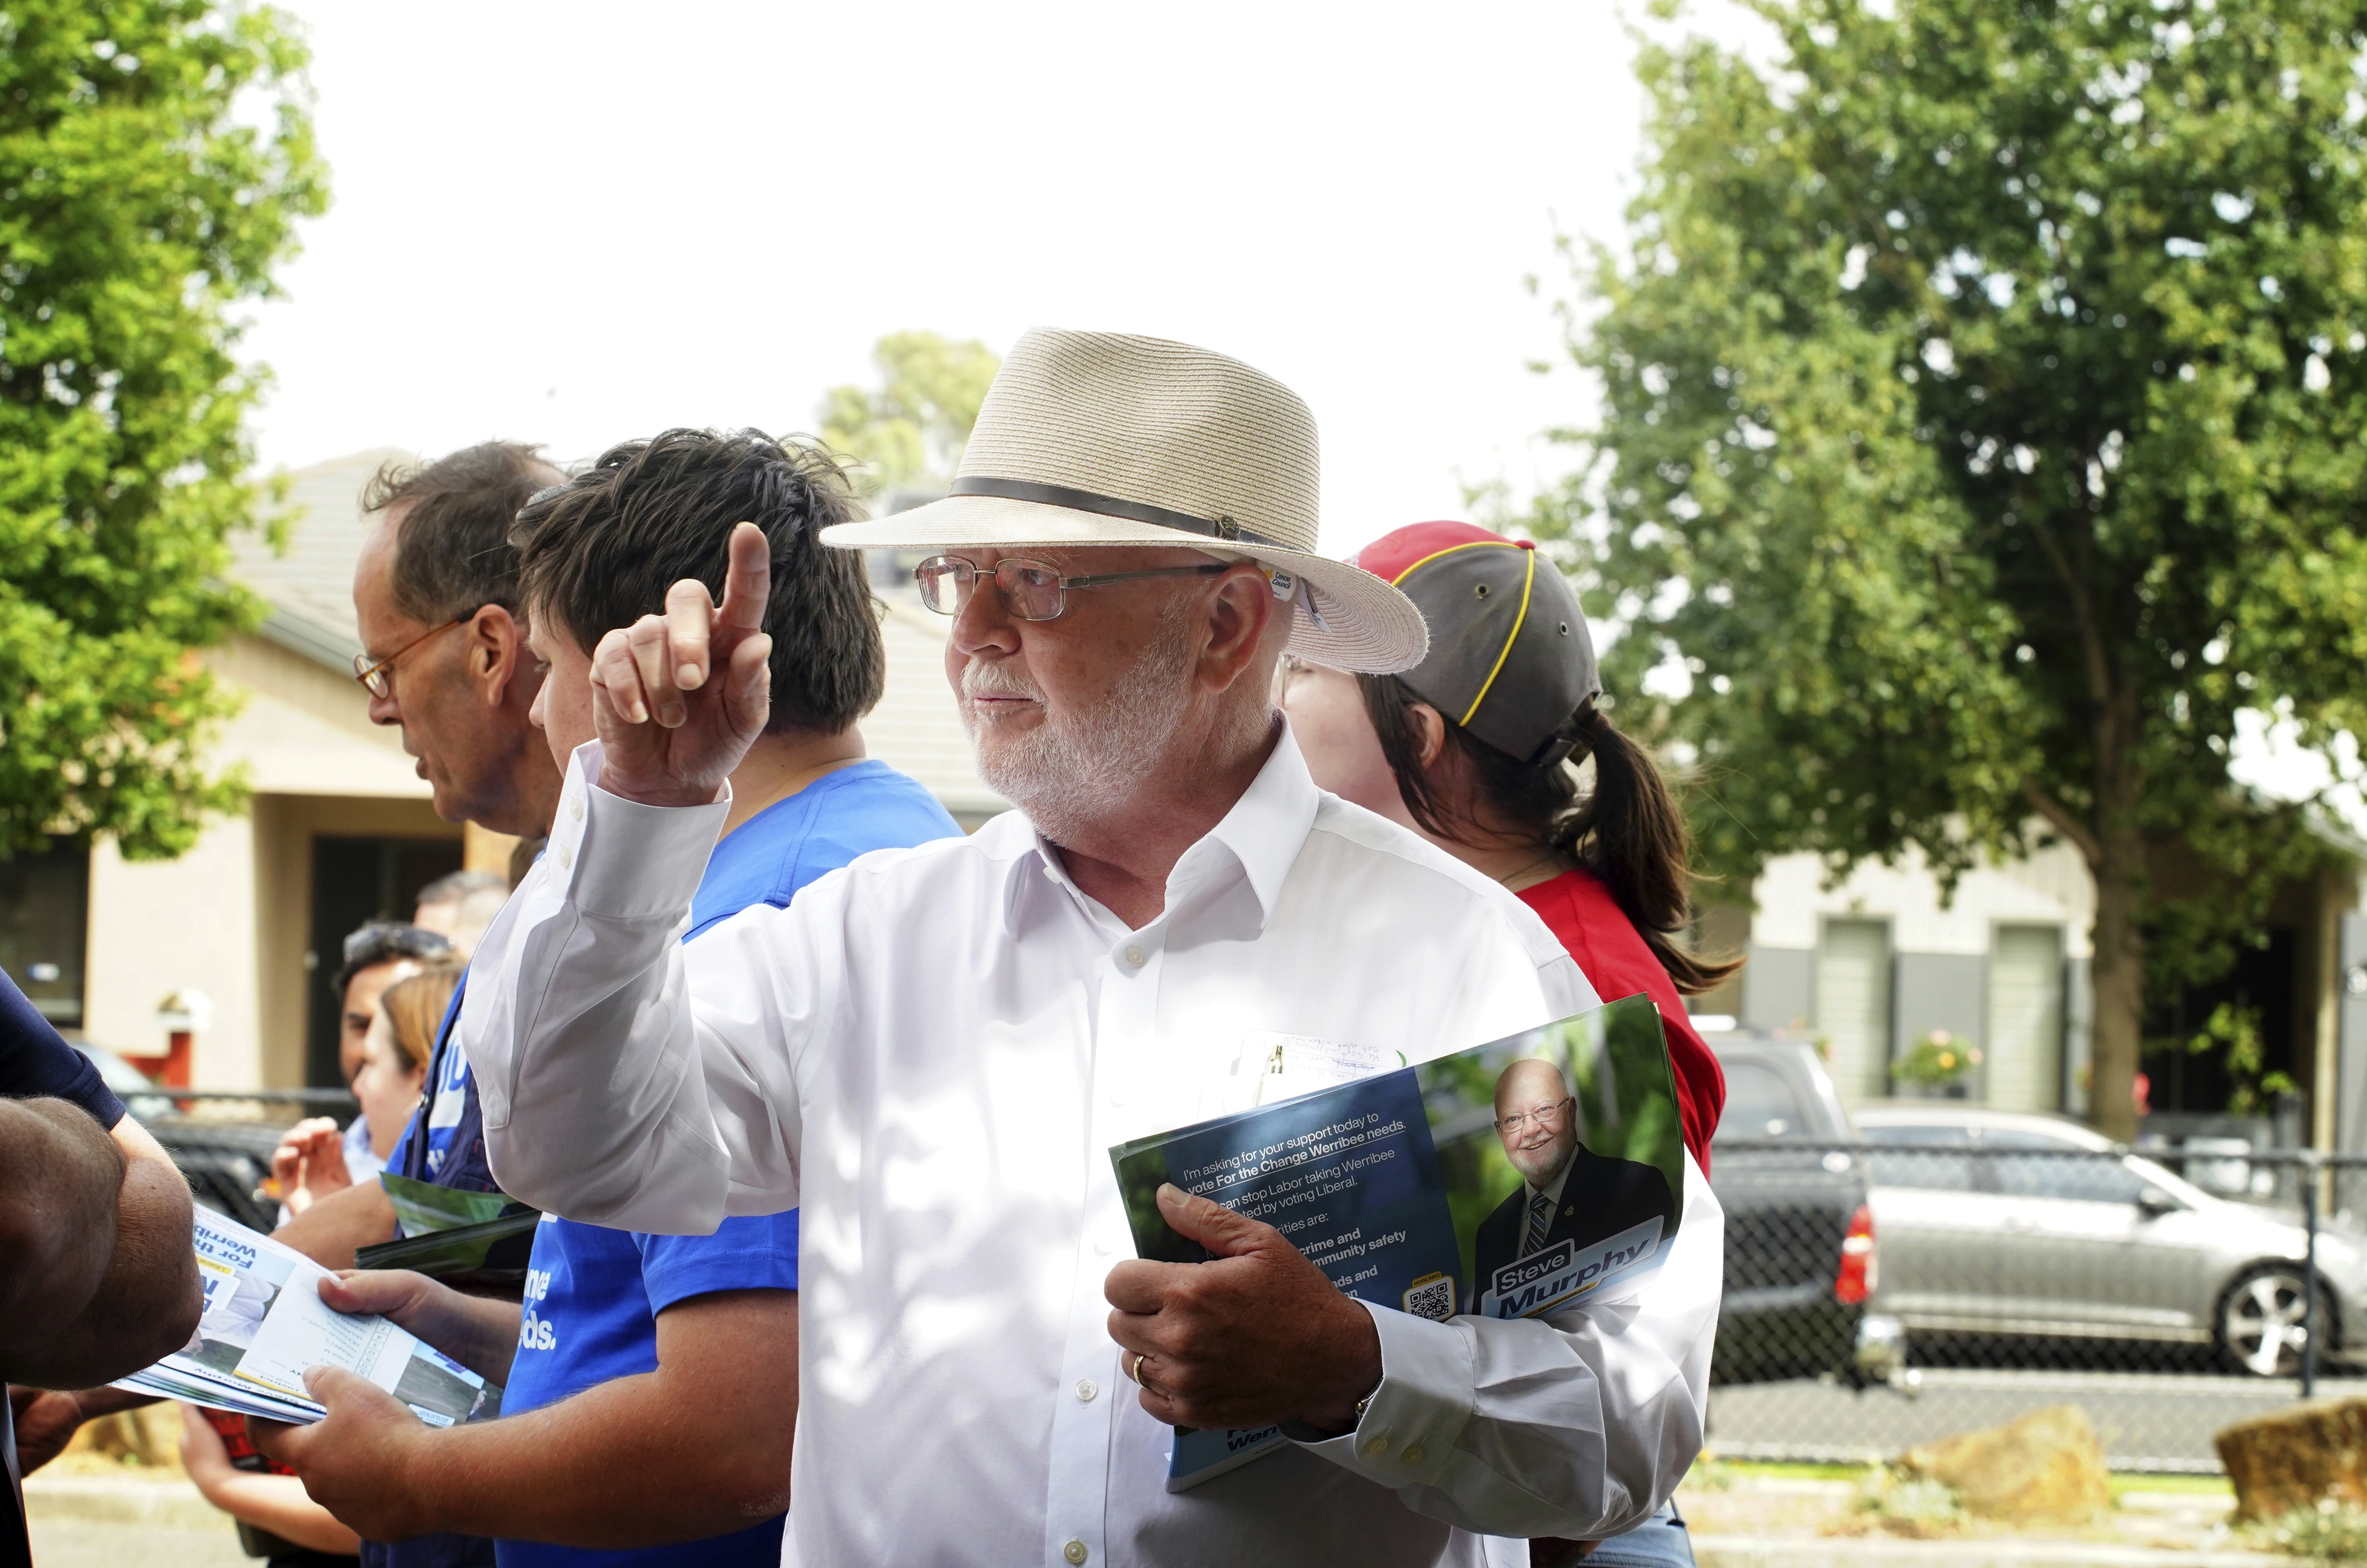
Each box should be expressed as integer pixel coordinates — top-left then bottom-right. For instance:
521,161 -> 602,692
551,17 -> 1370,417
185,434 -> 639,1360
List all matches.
994,717 -> 1323,939
1527,1148 -> 1576,1208
1194,718 -> 1320,931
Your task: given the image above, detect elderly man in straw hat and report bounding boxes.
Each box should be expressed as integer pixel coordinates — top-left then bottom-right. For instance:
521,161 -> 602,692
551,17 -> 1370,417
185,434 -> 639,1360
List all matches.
444,330 -> 1721,1566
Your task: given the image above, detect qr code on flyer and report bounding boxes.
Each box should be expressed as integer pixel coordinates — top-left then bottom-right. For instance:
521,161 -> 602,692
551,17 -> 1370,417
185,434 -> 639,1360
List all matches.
1402,1272 -> 1455,1321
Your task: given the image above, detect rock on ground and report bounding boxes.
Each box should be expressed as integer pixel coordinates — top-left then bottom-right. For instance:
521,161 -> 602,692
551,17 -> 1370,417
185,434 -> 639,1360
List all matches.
1897,1404 -> 2111,1527
65,1402 -> 185,1472
2215,1395 -> 2367,1521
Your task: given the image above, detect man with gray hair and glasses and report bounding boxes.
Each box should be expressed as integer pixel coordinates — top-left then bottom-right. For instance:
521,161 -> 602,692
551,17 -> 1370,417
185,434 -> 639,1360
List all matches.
456,330 -> 1723,1566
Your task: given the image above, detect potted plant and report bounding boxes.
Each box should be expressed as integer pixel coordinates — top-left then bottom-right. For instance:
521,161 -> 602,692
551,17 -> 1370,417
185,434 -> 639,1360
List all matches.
1889,1030 -> 1982,1099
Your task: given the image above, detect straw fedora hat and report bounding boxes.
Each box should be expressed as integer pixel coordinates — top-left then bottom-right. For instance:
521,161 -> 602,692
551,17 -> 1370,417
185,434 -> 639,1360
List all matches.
817,328 -> 1428,673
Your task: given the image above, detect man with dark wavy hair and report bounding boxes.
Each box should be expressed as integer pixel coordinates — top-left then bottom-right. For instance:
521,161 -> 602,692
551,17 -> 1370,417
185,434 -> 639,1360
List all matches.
260,430 -> 959,1568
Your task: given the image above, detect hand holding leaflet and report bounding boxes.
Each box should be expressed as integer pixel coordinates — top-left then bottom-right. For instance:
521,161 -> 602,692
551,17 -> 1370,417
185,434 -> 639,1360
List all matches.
112,1207 -> 501,1428
1103,1183 -> 1383,1437
1110,993 -> 1684,1489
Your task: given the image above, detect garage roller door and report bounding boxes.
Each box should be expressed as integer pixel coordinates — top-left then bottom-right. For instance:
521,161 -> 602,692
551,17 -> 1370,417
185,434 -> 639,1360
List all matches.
1816,918 -> 1892,1102
1987,924 -> 2065,1112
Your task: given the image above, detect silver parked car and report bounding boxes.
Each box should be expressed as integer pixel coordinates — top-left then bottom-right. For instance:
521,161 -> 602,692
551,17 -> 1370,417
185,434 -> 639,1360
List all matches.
1856,1105 -> 2367,1376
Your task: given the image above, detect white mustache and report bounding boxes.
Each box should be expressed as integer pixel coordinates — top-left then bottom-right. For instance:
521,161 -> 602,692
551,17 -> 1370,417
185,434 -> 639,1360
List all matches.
960,663 -> 1043,702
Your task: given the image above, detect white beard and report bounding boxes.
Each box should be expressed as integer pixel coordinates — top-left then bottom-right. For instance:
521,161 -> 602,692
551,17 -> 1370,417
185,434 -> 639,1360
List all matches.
961,598 -> 1199,846
1507,1135 -> 1576,1190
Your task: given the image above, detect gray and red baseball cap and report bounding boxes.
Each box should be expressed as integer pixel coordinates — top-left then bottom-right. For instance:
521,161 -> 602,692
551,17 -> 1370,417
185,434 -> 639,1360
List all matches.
1348,521 -> 1600,767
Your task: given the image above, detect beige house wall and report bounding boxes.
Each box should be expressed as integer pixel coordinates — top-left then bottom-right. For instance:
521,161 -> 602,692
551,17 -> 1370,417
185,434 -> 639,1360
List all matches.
81,631 -> 451,1087
250,793 -> 459,1086
85,817 -> 259,1082
209,634 -> 427,799
1749,837 -> 2097,960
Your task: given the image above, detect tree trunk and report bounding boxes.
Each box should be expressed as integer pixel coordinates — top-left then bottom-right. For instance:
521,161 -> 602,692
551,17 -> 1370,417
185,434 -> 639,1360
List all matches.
2088,844 -> 2146,1143
2085,689 -> 2149,1143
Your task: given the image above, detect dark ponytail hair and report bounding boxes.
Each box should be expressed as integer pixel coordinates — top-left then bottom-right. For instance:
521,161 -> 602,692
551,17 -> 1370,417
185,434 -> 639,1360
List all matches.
1357,674 -> 1742,995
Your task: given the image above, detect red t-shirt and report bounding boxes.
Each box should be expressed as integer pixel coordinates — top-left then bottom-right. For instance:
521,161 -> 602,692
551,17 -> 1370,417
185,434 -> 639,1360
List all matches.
1516,866 -> 1726,1175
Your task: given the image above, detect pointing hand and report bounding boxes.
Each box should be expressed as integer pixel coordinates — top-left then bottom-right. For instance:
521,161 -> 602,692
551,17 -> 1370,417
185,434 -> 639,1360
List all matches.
589,520 -> 773,808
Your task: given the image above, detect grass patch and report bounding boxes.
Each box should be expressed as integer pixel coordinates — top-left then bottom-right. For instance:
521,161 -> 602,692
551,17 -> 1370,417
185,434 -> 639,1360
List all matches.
1686,1458 -> 1871,1487
1827,1470 -> 1967,1539
2249,1501 -> 2367,1563
1692,1457 -> 2234,1511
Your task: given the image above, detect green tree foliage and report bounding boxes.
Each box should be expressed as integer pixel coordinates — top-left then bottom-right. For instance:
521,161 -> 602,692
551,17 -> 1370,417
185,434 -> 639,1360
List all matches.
818,331 -> 999,498
0,1 -> 326,860
1534,0 -> 2367,1135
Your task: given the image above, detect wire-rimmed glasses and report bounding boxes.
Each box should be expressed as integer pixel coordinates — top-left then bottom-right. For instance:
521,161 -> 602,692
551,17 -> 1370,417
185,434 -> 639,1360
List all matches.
351,612 -> 478,698
912,556 -> 1228,622
1495,1097 -> 1573,1136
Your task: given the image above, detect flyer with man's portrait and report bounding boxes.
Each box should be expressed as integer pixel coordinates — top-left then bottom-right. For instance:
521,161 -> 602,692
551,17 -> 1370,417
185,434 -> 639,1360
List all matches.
1111,992 -> 1685,1490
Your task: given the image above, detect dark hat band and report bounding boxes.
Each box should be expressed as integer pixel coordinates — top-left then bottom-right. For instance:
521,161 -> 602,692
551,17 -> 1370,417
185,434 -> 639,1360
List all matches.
949,476 -> 1289,551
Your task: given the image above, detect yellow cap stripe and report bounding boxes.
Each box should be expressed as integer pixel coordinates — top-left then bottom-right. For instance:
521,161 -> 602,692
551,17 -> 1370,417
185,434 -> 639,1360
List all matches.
1459,548 -> 1536,727
1385,537 -> 1520,586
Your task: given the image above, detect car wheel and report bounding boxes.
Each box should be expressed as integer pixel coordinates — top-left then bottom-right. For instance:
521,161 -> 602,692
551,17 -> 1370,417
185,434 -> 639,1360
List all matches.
2217,1265 -> 2333,1377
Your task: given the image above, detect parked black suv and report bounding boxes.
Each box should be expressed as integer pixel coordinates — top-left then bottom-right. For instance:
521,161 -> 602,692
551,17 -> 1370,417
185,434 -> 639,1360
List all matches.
1706,1032 -> 1890,1385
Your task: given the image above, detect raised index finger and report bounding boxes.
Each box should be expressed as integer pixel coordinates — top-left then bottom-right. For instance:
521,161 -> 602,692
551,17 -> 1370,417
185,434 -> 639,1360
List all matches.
717,521 -> 772,633
663,580 -> 712,692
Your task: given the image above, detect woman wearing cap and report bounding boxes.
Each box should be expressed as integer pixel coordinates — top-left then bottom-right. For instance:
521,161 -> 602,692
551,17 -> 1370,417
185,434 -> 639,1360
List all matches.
1286,520 -> 1733,1568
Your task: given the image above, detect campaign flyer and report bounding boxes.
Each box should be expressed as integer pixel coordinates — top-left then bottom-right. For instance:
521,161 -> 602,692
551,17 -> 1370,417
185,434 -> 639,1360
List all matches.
115,1206 -> 503,1427
1110,993 -> 1684,1490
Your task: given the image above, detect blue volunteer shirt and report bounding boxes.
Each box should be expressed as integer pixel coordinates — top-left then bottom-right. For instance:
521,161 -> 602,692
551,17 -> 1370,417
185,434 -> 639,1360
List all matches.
495,760 -> 959,1568
385,979 -> 485,1191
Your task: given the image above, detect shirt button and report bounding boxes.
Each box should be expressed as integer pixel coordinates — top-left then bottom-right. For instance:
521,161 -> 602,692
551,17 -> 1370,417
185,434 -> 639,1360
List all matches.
1362,1435 -> 1390,1458
1123,946 -> 1147,967
1402,1444 -> 1426,1466
569,794 -> 584,822
1075,1378 -> 1098,1402
1063,1541 -> 1089,1564
556,841 -> 573,870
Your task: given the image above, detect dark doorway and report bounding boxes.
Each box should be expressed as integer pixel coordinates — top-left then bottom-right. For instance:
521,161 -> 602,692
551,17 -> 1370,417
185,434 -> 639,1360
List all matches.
2141,927 -> 2298,1116
0,840 -> 91,1028
305,835 -> 463,1087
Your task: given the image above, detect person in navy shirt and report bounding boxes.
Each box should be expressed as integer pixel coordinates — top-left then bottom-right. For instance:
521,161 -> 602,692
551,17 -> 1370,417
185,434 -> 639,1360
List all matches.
259,430 -> 960,1567
2,968 -> 204,1566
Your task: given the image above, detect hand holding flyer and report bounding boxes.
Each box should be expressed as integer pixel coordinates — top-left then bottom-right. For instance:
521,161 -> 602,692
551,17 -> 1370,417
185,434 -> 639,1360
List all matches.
112,1206 -> 501,1428
1110,993 -> 1685,1488
1102,1182 -> 1385,1438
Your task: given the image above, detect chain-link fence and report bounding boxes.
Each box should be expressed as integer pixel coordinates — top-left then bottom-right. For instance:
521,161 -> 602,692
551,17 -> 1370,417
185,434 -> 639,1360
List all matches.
1707,1138 -> 2367,1473
130,1091 -> 2367,1472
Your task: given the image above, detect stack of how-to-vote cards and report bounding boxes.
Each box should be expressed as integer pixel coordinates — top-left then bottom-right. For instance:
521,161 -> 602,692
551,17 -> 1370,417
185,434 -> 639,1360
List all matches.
115,1205 -> 502,1427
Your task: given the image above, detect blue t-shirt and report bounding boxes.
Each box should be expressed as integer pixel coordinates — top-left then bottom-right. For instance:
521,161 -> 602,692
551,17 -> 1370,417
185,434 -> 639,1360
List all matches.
495,760 -> 959,1568
385,976 -> 481,1189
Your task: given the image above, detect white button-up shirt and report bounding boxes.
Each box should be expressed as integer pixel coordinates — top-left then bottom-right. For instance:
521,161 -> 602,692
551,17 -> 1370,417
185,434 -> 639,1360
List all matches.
461,725 -> 1723,1567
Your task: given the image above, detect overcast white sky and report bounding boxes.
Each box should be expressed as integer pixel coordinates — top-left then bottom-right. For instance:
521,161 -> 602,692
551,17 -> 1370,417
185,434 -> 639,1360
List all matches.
232,1 -> 2367,819
237,1 -> 1688,560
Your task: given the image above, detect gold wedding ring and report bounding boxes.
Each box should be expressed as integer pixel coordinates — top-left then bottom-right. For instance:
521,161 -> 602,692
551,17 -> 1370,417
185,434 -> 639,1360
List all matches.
1129,1352 -> 1148,1386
